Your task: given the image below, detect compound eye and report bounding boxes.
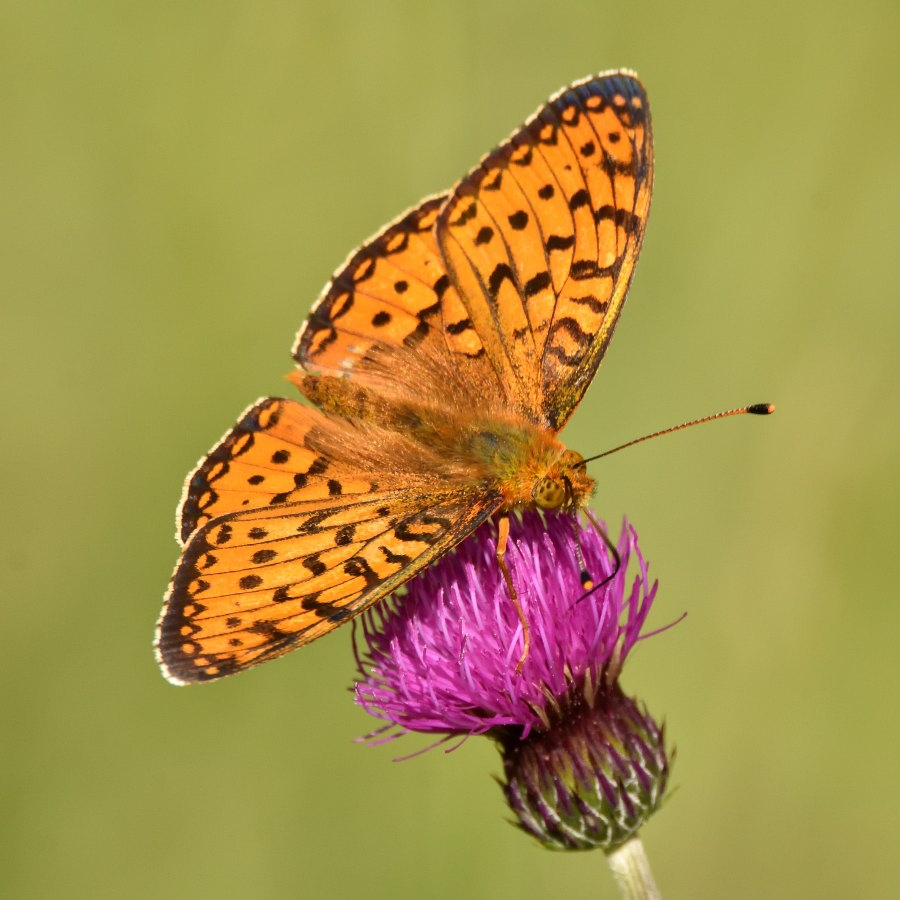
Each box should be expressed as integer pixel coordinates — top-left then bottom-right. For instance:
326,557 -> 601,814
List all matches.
534,477 -> 565,510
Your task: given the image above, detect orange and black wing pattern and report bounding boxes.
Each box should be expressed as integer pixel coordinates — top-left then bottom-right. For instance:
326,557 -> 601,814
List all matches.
177,397 -> 381,545
436,71 -> 652,429
292,196 -> 503,404
158,489 -> 502,684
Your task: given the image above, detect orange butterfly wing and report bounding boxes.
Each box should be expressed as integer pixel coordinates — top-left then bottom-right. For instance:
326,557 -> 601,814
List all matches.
177,397 -> 382,545
436,71 -> 652,429
158,489 -> 503,684
293,196 -> 506,407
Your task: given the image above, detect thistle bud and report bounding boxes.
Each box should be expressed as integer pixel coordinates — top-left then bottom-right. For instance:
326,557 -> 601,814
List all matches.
498,682 -> 669,851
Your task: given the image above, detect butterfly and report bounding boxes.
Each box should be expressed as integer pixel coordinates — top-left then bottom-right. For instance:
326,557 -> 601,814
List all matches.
155,69 -> 653,685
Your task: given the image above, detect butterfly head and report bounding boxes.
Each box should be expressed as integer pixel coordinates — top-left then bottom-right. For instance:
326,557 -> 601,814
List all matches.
532,449 -> 594,511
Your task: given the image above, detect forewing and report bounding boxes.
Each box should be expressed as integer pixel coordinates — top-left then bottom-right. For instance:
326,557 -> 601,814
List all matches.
293,196 -> 501,400
178,397 -> 381,545
156,490 -> 502,684
436,71 -> 653,430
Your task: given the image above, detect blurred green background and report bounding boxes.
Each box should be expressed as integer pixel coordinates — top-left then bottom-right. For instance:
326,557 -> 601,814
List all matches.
3,1 -> 899,897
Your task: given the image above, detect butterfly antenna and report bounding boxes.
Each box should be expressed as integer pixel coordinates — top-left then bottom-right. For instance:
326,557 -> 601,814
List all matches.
577,403 -> 775,466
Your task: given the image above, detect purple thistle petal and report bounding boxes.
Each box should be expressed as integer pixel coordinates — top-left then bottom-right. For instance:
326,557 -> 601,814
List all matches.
354,511 -> 659,738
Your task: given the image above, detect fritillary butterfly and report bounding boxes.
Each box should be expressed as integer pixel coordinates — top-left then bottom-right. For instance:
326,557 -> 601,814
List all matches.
156,70 -> 653,684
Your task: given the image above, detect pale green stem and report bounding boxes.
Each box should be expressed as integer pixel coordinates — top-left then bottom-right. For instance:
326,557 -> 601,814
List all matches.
606,837 -> 660,900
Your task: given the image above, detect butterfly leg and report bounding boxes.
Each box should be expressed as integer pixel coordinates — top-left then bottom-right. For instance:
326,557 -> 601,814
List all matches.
496,513 -> 531,673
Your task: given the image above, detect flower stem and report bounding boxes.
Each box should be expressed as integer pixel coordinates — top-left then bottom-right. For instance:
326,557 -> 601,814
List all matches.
606,837 -> 660,900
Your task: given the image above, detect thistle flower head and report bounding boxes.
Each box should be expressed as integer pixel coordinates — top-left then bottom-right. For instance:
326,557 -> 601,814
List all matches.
356,511 -> 655,737
354,510 -> 671,851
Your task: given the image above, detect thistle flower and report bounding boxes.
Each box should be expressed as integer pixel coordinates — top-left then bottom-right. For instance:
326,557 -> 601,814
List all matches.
354,510 -> 671,866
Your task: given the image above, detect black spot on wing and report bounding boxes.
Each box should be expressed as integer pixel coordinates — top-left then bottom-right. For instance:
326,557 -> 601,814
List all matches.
508,210 -> 529,230
433,273 -> 451,299
569,294 -> 609,315
569,189 -> 591,211
546,234 -> 575,252
335,524 -> 356,546
380,545 -> 412,566
524,271 -> 551,298
296,511 -> 331,535
570,258 -> 619,280
248,619 -> 286,639
475,226 -> 494,246
393,514 -> 452,546
303,554 -> 327,577
544,316 -> 592,365
594,205 -> 642,235
488,263 -> 516,299
343,556 -> 380,588
600,151 -> 638,178
447,317 -> 473,335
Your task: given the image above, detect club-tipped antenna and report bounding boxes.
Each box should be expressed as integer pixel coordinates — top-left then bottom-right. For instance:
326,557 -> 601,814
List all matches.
577,403 -> 775,467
